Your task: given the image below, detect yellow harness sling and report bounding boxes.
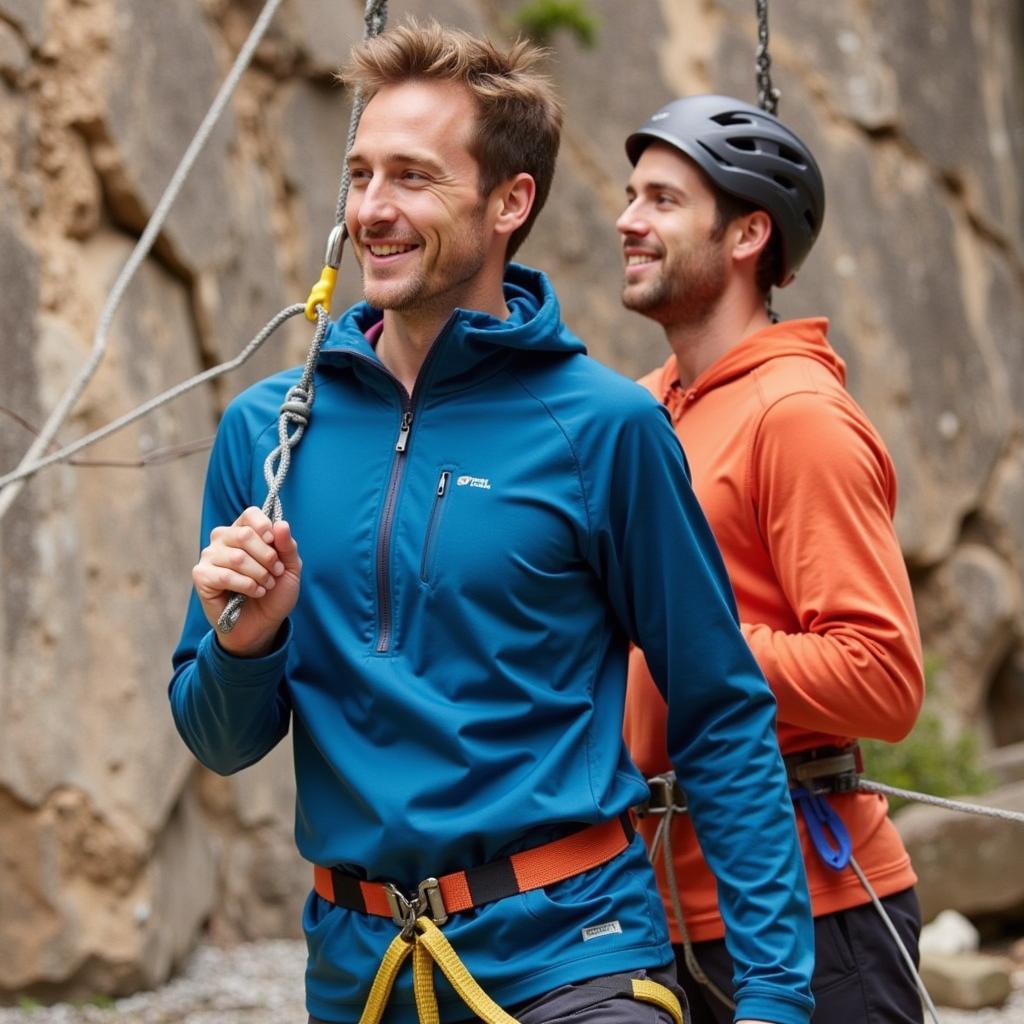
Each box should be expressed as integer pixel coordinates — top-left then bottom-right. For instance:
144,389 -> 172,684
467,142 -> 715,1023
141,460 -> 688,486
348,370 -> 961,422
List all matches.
313,816 -> 686,1024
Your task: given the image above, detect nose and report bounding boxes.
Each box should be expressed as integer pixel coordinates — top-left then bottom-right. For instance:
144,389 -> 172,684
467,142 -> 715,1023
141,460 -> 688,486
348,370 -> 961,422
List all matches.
616,198 -> 647,238
349,174 -> 398,233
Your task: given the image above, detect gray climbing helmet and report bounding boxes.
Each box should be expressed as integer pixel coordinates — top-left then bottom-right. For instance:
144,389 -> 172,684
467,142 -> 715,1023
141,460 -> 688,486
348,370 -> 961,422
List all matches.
626,95 -> 825,286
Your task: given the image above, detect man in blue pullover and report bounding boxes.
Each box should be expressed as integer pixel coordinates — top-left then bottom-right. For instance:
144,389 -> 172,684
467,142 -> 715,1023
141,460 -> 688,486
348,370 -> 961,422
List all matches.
170,21 -> 814,1024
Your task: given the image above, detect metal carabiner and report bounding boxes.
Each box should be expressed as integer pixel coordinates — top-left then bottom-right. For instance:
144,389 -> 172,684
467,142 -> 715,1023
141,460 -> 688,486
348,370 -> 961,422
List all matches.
383,883 -> 421,941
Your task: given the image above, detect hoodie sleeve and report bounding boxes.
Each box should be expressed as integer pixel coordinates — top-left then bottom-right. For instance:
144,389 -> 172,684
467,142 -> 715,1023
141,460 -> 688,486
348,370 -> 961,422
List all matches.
168,399 -> 292,776
584,396 -> 815,1024
743,391 -> 924,741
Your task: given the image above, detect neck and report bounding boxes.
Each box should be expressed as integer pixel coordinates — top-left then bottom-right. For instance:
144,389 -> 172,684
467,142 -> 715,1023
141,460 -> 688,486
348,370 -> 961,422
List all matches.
664,283 -> 772,388
375,269 -> 510,395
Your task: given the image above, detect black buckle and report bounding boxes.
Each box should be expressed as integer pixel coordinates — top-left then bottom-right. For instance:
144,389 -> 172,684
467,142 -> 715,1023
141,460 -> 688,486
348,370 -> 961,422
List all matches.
636,774 -> 688,817
383,877 -> 448,940
786,745 -> 862,796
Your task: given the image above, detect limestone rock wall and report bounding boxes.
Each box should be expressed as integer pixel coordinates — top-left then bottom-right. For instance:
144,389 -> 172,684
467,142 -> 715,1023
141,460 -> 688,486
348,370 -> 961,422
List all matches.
0,0 -> 1021,999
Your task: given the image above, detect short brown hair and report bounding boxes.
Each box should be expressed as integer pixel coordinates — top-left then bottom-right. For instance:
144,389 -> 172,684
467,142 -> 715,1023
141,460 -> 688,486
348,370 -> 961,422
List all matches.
341,20 -> 564,259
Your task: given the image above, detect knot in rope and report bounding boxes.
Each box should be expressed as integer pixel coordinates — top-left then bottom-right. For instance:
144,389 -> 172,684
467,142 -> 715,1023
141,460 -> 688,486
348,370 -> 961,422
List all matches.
280,385 -> 312,426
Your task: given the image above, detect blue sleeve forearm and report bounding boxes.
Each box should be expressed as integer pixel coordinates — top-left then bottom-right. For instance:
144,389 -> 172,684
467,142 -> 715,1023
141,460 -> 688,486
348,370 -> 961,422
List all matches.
167,401 -> 292,776
589,400 -> 815,1023
169,613 -> 292,776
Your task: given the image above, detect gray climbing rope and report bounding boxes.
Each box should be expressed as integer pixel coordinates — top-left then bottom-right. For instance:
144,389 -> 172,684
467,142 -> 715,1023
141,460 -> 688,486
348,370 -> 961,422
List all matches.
0,0 -> 287,522
849,855 -> 943,1024
647,776 -> 736,1012
0,305 -> 306,491
643,770 -> 1024,1017
334,0 -> 389,228
858,779 -> 1024,824
0,0 -> 392,631
216,306 -> 328,633
216,0 -> 391,633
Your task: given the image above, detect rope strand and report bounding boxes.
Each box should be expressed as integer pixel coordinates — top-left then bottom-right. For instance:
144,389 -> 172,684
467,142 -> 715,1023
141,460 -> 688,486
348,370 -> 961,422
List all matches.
0,305 -> 306,490
0,0 -> 287,521
218,0 -> 392,633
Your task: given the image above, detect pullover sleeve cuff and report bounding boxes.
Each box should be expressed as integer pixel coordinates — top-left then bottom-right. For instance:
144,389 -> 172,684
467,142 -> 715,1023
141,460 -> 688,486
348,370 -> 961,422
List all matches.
200,620 -> 293,688
735,991 -> 813,1024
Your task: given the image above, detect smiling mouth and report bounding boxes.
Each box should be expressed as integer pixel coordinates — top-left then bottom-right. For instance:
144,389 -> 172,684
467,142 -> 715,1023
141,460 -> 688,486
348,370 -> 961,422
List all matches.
368,243 -> 418,257
625,253 -> 660,267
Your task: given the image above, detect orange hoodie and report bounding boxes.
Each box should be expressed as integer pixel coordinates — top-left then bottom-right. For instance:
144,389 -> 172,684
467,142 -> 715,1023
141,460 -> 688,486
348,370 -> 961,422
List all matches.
624,318 -> 924,943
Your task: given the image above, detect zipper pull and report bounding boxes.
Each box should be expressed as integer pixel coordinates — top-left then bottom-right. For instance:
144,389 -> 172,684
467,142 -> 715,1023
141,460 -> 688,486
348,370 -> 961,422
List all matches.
395,410 -> 413,453
437,471 -> 450,497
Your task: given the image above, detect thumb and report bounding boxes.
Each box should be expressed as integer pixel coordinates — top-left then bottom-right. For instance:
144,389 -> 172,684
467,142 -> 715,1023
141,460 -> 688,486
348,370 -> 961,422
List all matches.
272,521 -> 302,574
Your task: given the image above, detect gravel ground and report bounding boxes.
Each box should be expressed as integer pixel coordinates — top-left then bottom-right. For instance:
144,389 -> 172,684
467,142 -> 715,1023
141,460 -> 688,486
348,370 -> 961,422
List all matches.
1,941 -> 1021,1023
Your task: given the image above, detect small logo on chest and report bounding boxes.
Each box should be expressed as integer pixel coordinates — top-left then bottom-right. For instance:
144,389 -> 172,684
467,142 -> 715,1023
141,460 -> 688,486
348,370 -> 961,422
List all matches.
456,475 -> 491,490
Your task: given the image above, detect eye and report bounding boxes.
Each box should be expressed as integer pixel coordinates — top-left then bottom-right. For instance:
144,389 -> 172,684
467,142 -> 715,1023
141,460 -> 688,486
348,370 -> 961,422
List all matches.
655,192 -> 676,207
349,167 -> 371,185
401,169 -> 429,183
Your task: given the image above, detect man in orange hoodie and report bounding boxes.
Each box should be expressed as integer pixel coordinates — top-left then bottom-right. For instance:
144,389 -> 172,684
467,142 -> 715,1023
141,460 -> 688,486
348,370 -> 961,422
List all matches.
618,96 -> 927,1023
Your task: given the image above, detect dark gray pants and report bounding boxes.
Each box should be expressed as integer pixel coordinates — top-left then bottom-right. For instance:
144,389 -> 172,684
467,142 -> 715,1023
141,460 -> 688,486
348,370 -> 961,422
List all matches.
676,888 -> 924,1024
310,966 -> 687,1024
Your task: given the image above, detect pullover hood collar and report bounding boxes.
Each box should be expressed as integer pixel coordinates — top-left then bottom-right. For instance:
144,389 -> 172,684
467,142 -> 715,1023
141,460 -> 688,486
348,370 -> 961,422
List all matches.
318,264 -> 586,391
656,318 -> 841,405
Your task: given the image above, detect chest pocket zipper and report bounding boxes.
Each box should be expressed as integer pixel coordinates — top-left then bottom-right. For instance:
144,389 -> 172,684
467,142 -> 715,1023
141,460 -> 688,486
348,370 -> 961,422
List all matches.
420,471 -> 451,584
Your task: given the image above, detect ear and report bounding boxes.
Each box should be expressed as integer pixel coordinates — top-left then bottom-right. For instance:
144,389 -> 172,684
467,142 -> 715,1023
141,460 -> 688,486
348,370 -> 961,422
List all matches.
491,172 -> 536,240
731,209 -> 772,268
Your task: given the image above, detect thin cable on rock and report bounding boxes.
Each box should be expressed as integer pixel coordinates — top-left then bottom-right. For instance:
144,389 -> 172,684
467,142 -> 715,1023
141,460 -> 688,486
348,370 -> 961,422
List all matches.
0,0 -> 287,521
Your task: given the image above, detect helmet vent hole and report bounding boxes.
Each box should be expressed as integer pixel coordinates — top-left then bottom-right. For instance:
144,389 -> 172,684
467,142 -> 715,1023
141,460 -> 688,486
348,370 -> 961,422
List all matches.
804,211 -> 818,231
773,174 -> 796,192
698,140 -> 733,166
727,137 -> 758,152
777,143 -> 806,166
712,112 -> 756,127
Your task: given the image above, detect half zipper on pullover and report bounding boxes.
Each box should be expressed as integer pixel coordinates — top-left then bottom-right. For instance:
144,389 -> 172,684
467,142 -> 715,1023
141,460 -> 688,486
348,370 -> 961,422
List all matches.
376,399 -> 413,653
357,315 -> 455,654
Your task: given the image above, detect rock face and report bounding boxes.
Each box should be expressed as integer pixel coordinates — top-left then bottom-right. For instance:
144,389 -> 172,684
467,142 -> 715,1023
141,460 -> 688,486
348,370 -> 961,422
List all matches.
895,782 -> 1024,922
1,0 -> 1024,1001
919,952 -> 1014,1011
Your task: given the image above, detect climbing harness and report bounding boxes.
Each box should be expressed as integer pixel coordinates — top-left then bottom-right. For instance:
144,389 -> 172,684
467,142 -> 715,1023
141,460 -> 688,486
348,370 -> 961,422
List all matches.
312,816 -> 684,1024
638,741 -> 1024,1024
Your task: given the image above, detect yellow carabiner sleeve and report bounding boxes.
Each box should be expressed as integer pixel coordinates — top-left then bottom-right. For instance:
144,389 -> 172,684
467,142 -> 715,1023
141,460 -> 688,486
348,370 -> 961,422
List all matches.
305,265 -> 339,321
631,979 -> 685,1024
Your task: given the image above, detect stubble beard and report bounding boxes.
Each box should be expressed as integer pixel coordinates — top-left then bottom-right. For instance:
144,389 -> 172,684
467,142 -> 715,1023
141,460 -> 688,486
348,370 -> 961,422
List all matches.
360,202 -> 490,315
622,240 -> 728,328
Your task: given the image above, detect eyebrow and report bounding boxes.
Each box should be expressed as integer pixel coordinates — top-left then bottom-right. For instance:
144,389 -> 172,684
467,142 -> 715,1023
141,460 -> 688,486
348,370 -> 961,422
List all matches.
346,150 -> 446,174
638,180 -> 685,196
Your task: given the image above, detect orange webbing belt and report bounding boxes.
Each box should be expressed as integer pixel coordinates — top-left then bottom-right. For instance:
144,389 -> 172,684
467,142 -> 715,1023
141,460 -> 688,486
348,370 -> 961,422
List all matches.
313,813 -> 634,919
310,814 -> 685,1024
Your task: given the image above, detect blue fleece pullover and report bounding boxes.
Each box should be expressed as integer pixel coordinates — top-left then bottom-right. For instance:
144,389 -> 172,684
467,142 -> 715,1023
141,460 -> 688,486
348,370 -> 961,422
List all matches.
170,265 -> 814,1024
